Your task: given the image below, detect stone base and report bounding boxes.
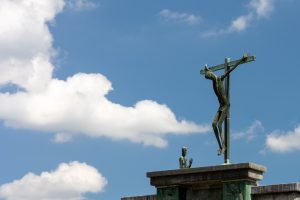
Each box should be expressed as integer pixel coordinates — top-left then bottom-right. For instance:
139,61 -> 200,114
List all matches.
146,162 -> 266,200
121,183 -> 300,200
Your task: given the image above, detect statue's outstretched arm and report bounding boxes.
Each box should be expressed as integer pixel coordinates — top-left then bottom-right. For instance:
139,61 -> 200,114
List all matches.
221,55 -> 248,80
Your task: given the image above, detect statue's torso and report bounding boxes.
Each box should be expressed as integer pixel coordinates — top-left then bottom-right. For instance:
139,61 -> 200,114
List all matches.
179,156 -> 187,168
213,77 -> 228,107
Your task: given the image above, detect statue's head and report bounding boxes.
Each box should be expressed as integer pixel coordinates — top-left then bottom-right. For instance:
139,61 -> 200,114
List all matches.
204,65 -> 214,80
182,146 -> 187,156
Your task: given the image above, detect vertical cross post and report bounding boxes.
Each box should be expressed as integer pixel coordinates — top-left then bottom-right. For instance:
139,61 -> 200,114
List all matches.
224,58 -> 230,164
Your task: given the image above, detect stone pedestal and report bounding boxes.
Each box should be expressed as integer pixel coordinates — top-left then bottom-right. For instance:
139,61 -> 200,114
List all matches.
147,163 -> 266,200
252,183 -> 300,200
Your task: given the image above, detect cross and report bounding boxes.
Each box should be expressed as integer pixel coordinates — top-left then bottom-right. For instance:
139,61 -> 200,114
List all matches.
200,54 -> 256,164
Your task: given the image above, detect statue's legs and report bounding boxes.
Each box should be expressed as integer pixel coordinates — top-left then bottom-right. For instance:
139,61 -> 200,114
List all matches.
212,110 -> 222,151
217,106 -> 228,155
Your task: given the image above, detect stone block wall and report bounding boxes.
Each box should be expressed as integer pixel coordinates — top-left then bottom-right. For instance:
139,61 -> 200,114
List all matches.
121,195 -> 156,200
252,183 -> 300,200
122,183 -> 300,200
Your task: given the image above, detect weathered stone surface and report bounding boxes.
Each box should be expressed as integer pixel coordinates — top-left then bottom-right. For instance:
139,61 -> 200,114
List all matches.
252,193 -> 300,200
252,183 -> 300,200
121,183 -> 300,200
121,195 -> 156,200
186,186 -> 222,200
147,162 -> 266,187
252,183 -> 300,194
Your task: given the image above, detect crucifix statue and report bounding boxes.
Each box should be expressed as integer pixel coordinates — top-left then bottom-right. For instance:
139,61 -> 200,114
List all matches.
200,54 -> 256,164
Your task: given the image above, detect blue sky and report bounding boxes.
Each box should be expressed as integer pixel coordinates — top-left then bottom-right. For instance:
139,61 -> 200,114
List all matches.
0,0 -> 299,199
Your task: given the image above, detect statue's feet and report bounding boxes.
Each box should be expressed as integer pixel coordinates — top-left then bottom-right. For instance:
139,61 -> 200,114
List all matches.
221,147 -> 226,155
217,147 -> 226,156
217,149 -> 222,156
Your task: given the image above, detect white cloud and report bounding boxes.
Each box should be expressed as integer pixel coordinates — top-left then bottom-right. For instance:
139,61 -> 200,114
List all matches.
0,161 -> 107,200
250,0 -> 274,18
66,0 -> 98,11
0,0 -> 209,148
201,0 -> 274,37
0,0 -> 64,90
229,14 -> 253,32
232,120 -> 264,141
159,9 -> 202,25
53,132 -> 73,143
0,77 -> 209,147
266,125 -> 300,153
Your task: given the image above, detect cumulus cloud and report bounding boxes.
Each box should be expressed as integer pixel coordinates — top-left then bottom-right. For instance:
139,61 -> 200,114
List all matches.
201,0 -> 274,37
0,0 -> 209,148
66,0 -> 98,11
0,0 -> 64,90
228,14 -> 253,32
0,161 -> 107,200
53,132 -> 73,143
265,125 -> 300,153
249,0 -> 274,18
159,9 -> 202,25
0,76 -> 208,147
232,120 -> 264,141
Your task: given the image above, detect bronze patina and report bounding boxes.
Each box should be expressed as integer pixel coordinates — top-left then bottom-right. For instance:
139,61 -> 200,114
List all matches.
179,146 -> 193,168
200,54 -> 256,163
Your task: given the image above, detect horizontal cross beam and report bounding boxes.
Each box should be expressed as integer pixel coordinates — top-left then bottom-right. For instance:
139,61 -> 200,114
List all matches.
200,54 -> 256,75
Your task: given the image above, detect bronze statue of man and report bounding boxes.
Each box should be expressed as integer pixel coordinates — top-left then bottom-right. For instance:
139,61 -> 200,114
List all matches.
203,55 -> 247,155
179,146 -> 193,168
